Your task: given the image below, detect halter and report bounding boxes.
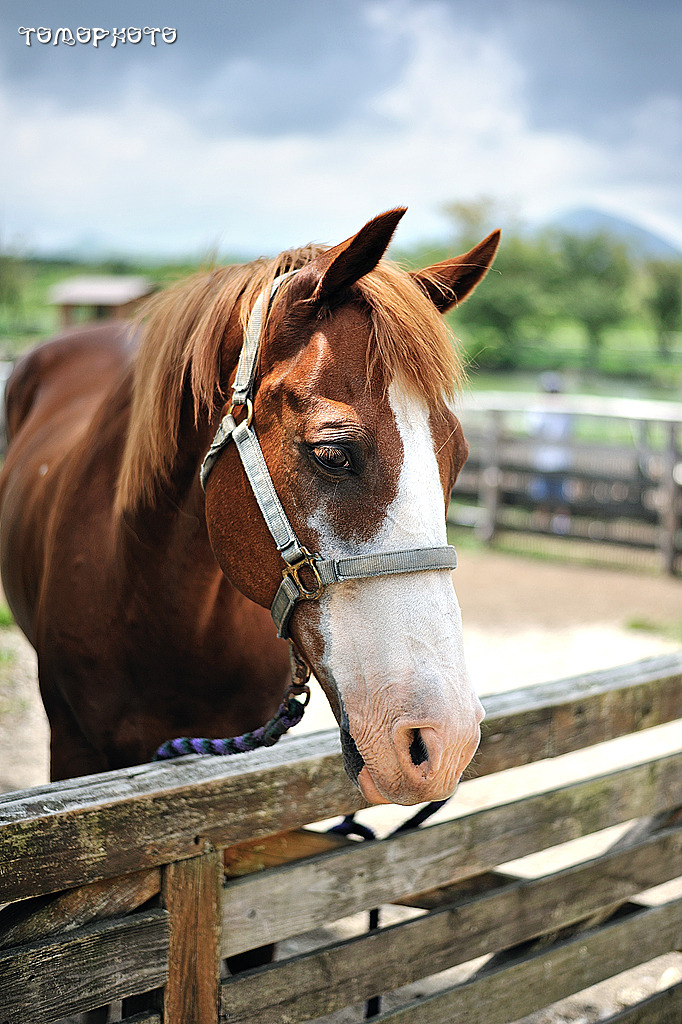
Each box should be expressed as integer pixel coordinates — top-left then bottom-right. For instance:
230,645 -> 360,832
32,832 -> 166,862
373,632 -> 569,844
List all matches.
199,271 -> 459,641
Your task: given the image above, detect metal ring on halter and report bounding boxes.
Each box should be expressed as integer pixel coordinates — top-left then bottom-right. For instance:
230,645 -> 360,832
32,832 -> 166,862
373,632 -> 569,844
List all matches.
227,397 -> 253,427
281,547 -> 324,602
285,682 -> 312,706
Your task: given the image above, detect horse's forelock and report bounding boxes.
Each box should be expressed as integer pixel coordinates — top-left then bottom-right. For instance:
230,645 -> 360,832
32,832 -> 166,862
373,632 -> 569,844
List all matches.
357,261 -> 465,409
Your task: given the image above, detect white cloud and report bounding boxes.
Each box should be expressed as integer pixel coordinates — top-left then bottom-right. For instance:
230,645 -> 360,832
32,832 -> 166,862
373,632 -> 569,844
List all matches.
1,1 -> 681,256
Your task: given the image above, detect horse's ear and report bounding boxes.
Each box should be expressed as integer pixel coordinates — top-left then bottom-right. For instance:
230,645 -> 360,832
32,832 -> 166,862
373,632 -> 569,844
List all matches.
310,208 -> 407,302
411,230 -> 501,313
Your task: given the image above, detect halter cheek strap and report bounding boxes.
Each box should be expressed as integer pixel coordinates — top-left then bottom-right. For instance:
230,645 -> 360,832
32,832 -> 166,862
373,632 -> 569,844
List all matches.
200,272 -> 458,640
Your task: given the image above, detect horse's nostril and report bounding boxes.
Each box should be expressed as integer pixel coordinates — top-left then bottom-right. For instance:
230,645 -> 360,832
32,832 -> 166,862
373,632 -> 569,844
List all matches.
409,729 -> 429,767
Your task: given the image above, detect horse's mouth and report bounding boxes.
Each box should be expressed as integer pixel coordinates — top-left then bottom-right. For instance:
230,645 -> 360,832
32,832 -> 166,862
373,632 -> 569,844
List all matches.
340,728 -> 365,784
340,729 -> 392,805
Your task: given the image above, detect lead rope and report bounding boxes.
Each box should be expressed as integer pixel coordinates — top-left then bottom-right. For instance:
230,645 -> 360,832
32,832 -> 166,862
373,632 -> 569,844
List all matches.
153,642 -> 311,761
328,798 -> 448,1018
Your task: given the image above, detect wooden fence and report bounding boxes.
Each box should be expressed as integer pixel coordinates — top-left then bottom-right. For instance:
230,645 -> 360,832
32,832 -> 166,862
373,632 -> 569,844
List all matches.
1,652 -> 682,1023
451,392 -> 682,573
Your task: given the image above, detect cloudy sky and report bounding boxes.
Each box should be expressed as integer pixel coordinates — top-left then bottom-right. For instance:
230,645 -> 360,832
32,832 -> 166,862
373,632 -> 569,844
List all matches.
1,0 -> 681,258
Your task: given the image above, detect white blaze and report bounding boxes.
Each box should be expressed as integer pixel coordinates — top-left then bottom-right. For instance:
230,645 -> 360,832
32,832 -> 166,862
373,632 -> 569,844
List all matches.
312,381 -> 480,798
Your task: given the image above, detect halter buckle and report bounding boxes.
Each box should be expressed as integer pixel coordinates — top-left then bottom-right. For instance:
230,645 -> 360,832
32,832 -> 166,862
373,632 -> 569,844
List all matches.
227,397 -> 253,427
282,547 -> 324,602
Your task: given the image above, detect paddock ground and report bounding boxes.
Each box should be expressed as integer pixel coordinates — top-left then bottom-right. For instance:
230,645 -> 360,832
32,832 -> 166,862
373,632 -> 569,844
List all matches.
1,547 -> 681,1023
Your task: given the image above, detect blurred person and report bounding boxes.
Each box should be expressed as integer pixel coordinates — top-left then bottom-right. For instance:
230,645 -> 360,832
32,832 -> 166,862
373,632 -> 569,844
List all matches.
527,372 -> 573,533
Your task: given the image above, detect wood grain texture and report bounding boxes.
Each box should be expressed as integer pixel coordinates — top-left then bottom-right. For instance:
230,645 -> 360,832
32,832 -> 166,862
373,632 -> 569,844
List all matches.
0,654 -> 679,1024
0,908 -> 168,1024
221,825 -> 682,1023
0,867 -> 160,949
476,653 -> 682,776
0,731 -> 363,903
223,827 -> 353,877
373,896 -> 682,1023
222,750 -> 682,956
1,653 -> 680,903
161,852 -> 223,1024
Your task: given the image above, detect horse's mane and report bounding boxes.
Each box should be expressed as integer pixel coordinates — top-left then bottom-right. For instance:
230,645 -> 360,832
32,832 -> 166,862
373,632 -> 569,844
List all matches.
116,245 -> 464,514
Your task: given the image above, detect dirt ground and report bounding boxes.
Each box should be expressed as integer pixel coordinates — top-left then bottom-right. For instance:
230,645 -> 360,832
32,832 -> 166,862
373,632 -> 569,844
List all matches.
1,547 -> 681,1022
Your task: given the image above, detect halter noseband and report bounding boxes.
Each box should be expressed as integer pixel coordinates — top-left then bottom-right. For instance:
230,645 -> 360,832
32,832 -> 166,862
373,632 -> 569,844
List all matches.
200,272 -> 459,641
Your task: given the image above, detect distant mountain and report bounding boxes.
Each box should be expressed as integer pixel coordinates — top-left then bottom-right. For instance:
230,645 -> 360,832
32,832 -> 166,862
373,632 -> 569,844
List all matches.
547,208 -> 681,260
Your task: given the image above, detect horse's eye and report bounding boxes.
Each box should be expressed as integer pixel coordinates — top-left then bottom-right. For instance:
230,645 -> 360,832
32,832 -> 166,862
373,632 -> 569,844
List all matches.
312,445 -> 351,470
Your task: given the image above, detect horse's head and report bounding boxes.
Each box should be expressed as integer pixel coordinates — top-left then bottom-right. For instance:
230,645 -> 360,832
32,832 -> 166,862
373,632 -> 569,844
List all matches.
204,209 -> 499,805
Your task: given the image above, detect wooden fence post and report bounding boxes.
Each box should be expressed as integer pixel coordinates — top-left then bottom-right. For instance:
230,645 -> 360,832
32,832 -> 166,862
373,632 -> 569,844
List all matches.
160,850 -> 223,1024
661,422 -> 680,575
476,409 -> 502,543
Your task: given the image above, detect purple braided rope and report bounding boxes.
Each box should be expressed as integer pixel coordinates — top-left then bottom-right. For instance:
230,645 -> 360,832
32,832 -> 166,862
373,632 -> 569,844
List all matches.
153,695 -> 306,762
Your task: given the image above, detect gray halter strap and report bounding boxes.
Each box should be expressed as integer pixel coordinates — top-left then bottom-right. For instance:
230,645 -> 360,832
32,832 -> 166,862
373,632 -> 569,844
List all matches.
200,272 -> 458,640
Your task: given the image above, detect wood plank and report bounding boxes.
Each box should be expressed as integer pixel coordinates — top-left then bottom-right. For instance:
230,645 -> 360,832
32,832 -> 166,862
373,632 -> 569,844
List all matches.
223,828 -> 353,877
0,867 -> 160,949
475,409 -> 501,542
119,1016 -> 162,1024
0,908 -> 168,1024
221,825 -> 682,1023
161,852 -> 223,1024
600,981 -> 682,1023
0,653 -> 680,902
460,390 -> 682,422
476,652 -> 682,776
222,749 -> 682,956
372,896 -> 682,1023
513,806 -> 682,944
395,870 -> 515,910
0,731 -> 364,902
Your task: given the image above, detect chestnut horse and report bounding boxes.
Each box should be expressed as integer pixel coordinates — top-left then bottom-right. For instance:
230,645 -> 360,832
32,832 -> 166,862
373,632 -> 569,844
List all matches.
0,209 -> 499,805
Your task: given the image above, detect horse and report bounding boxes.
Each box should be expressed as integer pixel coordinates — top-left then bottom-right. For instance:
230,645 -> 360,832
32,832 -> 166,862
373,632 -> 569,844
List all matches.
0,208 -> 499,807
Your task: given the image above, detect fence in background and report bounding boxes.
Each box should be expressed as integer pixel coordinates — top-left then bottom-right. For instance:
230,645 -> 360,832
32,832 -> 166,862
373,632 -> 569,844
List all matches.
451,392 -> 682,573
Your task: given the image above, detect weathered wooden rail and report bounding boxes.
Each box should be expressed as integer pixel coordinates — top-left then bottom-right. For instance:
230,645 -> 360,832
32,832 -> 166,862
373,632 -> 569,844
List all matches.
1,652 -> 681,1023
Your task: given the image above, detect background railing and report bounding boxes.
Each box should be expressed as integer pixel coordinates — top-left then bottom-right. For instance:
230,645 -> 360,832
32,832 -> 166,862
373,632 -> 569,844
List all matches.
451,392 -> 682,574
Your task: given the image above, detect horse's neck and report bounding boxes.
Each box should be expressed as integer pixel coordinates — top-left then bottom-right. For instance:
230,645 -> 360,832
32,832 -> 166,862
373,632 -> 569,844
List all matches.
114,313 -> 247,614
116,399 -> 223,590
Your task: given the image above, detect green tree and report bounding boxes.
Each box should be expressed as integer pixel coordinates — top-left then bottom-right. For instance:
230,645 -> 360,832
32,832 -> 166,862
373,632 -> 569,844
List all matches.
554,232 -> 631,370
401,199 -> 646,375
451,235 -> 545,368
0,244 -> 27,346
644,259 -> 682,358
0,250 -> 24,315
437,202 -> 562,369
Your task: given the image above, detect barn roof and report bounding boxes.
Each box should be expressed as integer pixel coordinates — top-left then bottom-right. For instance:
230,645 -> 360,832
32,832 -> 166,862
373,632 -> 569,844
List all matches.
49,275 -> 153,307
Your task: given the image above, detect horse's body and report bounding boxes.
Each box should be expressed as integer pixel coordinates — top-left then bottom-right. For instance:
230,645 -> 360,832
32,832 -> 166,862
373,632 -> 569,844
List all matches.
0,209 -> 499,803
1,321 -> 288,780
